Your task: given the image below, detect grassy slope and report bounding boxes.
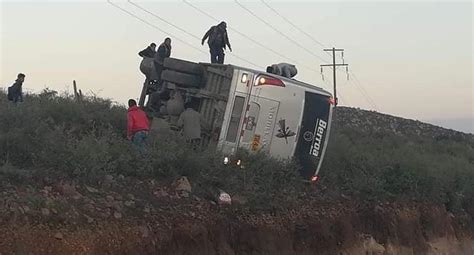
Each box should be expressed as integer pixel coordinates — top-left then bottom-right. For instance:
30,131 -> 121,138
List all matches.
0,90 -> 473,213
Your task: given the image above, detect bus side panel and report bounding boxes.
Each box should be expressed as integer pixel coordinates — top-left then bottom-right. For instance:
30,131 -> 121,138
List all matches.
245,79 -> 304,159
245,98 -> 280,152
217,69 -> 254,154
294,92 -> 332,179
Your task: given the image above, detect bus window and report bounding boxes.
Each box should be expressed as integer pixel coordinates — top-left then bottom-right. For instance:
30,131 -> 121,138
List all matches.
225,96 -> 245,143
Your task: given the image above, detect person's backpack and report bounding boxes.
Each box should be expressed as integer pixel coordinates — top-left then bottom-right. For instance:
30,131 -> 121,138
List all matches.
208,27 -> 224,47
7,86 -> 14,101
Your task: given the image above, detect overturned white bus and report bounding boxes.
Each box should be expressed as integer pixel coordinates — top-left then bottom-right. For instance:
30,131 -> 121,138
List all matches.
140,58 -> 334,181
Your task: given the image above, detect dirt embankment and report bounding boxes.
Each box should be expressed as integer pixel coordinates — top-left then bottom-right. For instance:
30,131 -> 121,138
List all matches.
1,199 -> 472,255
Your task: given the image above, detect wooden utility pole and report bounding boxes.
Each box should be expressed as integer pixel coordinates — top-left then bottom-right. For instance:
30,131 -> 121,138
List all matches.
73,80 -> 78,98
320,48 -> 348,106
73,80 -> 83,101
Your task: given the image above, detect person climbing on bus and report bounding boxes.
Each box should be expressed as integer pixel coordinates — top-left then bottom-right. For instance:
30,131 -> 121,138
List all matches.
138,43 -> 156,58
266,63 -> 298,78
201,21 -> 232,64
147,89 -> 171,118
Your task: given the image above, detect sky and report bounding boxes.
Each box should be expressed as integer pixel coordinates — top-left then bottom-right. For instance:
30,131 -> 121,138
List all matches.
1,0 -> 473,133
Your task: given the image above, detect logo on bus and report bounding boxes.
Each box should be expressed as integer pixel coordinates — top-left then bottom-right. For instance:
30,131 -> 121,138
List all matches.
309,119 -> 327,157
275,119 -> 296,144
303,131 -> 313,142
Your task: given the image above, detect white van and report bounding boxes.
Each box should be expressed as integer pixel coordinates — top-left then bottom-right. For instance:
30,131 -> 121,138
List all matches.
142,58 -> 334,181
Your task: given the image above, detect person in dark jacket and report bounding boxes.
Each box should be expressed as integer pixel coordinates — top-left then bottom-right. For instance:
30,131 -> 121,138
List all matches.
138,43 -> 156,58
7,73 -> 26,103
147,89 -> 171,118
202,22 -> 232,64
127,99 -> 150,149
154,38 -> 172,85
155,38 -> 172,64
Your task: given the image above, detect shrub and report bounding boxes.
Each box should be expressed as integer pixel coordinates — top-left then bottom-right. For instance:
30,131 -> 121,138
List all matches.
0,90 -> 472,212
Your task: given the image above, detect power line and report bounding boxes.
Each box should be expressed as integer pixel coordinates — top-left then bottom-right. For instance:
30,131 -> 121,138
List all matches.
234,0 -> 329,64
128,0 -> 201,41
260,0 -> 328,49
182,0 -> 300,65
128,0 -> 333,91
181,0 -> 378,109
109,0 -> 262,69
259,0 -> 333,60
111,0 -> 378,110
259,1 -> 380,110
127,0 -> 263,69
107,0 -> 207,56
181,0 -> 325,78
348,71 -> 379,111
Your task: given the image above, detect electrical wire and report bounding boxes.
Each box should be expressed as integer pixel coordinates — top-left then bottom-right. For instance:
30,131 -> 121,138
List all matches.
259,1 -> 380,110
348,71 -> 379,111
182,0 -> 325,77
260,0 -> 328,49
234,0 -> 329,64
129,0 -> 201,41
113,0 -> 376,107
130,0 -> 263,69
107,0 -> 207,56
109,0 -> 263,69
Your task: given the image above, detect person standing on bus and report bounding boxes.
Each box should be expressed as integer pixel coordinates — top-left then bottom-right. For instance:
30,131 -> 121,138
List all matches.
155,38 -> 172,64
201,22 -> 232,64
154,38 -> 172,85
138,43 -> 156,58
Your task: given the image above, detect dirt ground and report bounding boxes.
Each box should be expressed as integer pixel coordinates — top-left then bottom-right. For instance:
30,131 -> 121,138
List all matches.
0,181 -> 472,255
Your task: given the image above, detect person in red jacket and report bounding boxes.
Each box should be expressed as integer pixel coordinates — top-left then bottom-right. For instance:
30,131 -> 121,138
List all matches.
127,99 -> 150,148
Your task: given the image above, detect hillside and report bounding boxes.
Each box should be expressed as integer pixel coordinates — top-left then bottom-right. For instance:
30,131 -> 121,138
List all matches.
0,90 -> 473,254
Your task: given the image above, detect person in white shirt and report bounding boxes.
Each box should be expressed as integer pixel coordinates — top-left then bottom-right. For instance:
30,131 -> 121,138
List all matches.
177,101 -> 208,147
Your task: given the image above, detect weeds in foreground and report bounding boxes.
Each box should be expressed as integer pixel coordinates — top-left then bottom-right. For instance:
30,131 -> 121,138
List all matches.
0,90 -> 473,212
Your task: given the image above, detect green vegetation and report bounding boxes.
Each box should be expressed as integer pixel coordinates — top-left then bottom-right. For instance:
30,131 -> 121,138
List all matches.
321,124 -> 474,212
0,90 -> 302,210
0,90 -> 473,212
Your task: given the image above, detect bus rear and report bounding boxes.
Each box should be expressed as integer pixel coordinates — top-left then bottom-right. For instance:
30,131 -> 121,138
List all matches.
294,91 -> 334,181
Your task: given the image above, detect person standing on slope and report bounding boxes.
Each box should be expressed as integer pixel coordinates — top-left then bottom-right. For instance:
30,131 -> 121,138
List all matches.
7,73 -> 26,103
127,99 -> 150,149
202,22 -> 232,64
177,101 -> 208,149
